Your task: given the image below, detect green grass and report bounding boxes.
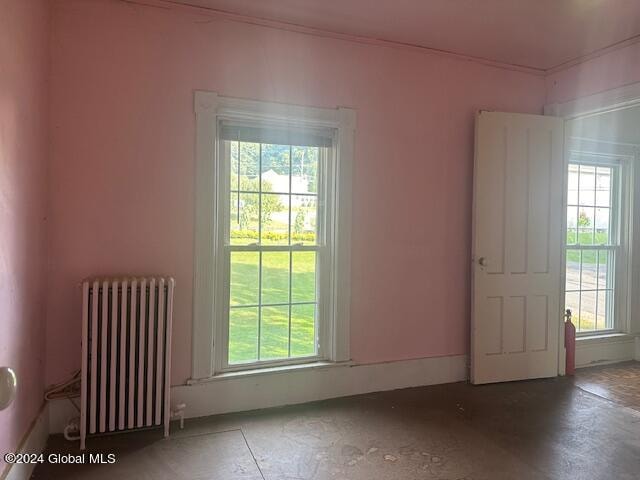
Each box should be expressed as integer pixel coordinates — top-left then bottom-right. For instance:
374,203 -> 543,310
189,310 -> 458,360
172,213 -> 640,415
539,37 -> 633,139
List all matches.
228,248 -> 317,364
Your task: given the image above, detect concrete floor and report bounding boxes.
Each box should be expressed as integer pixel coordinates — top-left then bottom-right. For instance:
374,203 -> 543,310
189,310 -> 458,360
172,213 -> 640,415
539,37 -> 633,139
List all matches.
33,365 -> 640,480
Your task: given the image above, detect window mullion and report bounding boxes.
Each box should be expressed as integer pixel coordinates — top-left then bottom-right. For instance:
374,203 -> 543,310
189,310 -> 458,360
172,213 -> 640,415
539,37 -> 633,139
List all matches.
595,249 -> 600,330
257,143 -> 263,361
230,300 -> 316,309
288,145 -> 293,358
592,166 -> 597,244
257,250 -> 263,361
226,244 -> 322,252
258,143 -> 262,242
612,167 -> 618,224
577,249 -> 583,331
236,139 -> 241,225
576,165 -> 581,244
288,252 -> 293,358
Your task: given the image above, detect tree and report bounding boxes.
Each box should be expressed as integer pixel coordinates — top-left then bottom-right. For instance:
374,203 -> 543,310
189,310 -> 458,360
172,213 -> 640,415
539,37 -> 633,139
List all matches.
233,176 -> 282,230
578,210 -> 591,227
231,141 -> 319,193
294,209 -> 306,234
261,144 -> 290,175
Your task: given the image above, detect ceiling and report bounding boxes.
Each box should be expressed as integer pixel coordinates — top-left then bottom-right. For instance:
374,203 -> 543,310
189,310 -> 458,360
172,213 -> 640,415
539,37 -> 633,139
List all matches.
169,0 -> 640,71
568,106 -> 640,145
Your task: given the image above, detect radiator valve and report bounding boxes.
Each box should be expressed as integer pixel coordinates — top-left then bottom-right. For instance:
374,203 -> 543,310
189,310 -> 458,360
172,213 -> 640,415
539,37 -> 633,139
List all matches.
171,403 -> 186,430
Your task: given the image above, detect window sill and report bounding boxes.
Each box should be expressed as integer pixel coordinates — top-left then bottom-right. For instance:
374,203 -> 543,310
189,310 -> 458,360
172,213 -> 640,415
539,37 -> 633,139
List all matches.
576,332 -> 637,345
186,360 -> 353,385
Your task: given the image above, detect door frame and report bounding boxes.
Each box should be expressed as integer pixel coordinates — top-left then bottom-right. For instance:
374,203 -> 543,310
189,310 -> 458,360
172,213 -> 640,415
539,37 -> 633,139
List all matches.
545,80 -> 640,375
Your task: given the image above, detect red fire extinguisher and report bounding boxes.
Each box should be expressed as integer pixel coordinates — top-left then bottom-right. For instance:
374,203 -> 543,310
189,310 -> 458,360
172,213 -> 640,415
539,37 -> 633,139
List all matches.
564,309 -> 576,376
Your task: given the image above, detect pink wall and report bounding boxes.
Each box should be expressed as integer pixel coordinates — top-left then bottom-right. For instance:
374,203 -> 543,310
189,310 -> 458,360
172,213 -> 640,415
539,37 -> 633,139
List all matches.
546,41 -> 640,104
0,0 -> 50,471
48,0 -> 546,386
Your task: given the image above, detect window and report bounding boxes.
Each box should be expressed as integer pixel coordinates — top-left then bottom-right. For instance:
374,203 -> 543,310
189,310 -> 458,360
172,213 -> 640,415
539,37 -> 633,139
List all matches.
221,125 -> 330,369
564,155 -> 626,334
192,92 -> 354,379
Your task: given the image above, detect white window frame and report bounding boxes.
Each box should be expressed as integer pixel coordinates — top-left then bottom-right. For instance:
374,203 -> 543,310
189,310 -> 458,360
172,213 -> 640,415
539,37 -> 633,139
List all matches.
545,82 -> 640,374
564,145 -> 633,335
191,91 -> 355,380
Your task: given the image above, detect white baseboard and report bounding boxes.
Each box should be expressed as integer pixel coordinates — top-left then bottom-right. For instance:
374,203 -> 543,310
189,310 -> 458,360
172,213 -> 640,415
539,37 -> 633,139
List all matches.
1,404 -> 49,480
575,334 -> 637,368
45,345 -> 640,433
172,354 -> 468,420
47,355 -> 468,433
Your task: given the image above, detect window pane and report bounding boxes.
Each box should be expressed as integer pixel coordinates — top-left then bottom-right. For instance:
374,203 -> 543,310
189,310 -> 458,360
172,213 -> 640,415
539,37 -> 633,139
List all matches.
230,252 -> 259,306
566,206 -> 577,244
291,304 -> 316,357
565,251 -> 580,291
597,250 -> 611,290
292,195 -> 317,244
594,208 -> 610,244
230,192 -> 259,245
578,290 -> 596,332
579,165 -> 595,205
260,305 -> 289,360
238,142 -> 260,192
229,307 -> 258,364
261,144 -> 291,193
260,193 -> 289,245
595,167 -> 611,207
577,207 -> 594,244
292,146 -> 319,194
565,291 -> 580,330
567,165 -> 579,204
292,252 -> 316,303
580,250 -> 597,290
261,252 -> 289,305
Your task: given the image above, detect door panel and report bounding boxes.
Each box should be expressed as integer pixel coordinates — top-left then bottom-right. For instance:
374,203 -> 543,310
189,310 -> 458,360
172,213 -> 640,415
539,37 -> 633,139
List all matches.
472,111 -> 563,384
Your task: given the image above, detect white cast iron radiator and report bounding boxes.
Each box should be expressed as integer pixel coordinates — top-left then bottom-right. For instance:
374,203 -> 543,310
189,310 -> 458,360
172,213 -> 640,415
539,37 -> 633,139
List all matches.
80,277 -> 175,450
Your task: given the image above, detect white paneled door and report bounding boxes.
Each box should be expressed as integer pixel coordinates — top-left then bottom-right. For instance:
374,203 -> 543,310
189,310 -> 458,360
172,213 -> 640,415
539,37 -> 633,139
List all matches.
472,111 -> 564,384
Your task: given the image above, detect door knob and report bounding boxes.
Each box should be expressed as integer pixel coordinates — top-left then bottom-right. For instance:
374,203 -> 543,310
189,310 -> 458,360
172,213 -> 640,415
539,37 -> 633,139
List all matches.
478,257 -> 487,267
